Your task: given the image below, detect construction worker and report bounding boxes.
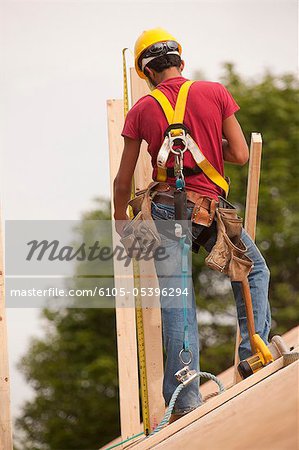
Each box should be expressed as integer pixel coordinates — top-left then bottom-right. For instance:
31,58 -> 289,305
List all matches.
114,28 -> 271,422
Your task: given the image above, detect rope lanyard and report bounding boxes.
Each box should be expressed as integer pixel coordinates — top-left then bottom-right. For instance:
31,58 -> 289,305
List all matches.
104,370 -> 225,447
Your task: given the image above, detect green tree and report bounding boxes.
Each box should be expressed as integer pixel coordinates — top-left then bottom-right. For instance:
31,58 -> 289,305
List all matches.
193,64 -> 299,373
16,201 -> 120,449
223,65 -> 299,335
16,66 -> 299,448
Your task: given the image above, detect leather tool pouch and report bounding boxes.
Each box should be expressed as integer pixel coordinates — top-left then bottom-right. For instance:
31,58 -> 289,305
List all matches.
120,212 -> 161,258
191,197 -> 217,227
120,182 -> 162,258
128,189 -> 147,217
205,201 -> 253,281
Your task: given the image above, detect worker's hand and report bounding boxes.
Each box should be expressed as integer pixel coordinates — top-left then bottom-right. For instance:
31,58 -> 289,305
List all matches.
222,138 -> 228,149
114,215 -> 130,237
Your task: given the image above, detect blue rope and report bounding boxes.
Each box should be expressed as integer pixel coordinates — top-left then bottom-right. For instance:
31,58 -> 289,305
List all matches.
149,384 -> 185,435
104,369 -> 225,447
149,371 -> 225,436
104,370 -> 225,447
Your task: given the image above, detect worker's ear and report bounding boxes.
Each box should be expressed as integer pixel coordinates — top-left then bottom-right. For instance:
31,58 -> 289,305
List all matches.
180,60 -> 185,72
144,67 -> 157,91
144,66 -> 155,79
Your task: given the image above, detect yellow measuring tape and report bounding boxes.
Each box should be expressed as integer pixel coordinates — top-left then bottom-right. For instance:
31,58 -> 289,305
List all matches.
122,48 -> 150,436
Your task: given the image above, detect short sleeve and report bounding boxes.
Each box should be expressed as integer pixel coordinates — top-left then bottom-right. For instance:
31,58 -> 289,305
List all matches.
218,83 -> 240,120
121,105 -> 141,140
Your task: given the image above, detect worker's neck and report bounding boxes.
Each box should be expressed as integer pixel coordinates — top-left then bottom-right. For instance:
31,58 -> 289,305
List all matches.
155,68 -> 182,84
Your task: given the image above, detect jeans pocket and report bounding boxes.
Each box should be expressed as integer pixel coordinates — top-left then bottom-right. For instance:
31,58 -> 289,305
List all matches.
153,202 -> 175,220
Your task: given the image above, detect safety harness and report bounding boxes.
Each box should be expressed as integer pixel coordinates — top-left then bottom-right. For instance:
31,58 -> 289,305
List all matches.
150,80 -> 229,197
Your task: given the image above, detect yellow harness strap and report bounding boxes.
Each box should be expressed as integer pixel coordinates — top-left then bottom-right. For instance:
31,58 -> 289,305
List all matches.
150,81 -> 229,196
198,159 -> 229,194
150,88 -> 174,124
172,80 -> 194,123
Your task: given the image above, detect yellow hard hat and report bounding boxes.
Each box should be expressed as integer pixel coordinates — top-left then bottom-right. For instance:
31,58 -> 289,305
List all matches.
134,27 -> 182,79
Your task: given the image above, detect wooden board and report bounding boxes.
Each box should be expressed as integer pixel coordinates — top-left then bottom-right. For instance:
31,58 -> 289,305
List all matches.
130,341 -> 299,449
101,329 -> 298,449
154,360 -> 299,450
0,215 -> 13,450
234,133 -> 263,382
130,69 -> 165,430
107,99 -> 140,440
244,133 -> 263,240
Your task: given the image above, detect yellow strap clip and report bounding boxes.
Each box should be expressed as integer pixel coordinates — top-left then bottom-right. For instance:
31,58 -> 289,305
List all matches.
170,128 -> 184,137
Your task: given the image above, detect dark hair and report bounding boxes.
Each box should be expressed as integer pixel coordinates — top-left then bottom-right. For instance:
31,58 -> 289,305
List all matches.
145,54 -> 182,75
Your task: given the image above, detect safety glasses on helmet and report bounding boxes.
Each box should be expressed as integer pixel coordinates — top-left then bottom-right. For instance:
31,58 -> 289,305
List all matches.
138,41 -> 179,69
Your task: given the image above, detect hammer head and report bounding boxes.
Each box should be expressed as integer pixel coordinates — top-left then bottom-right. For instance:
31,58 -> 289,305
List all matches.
267,335 -> 289,359
252,334 -> 274,365
238,334 -> 289,379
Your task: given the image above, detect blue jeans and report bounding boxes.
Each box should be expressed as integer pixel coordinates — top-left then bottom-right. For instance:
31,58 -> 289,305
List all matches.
151,201 -> 271,414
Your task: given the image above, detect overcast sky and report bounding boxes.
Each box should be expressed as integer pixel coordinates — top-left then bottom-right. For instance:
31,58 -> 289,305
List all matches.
1,0 -> 298,425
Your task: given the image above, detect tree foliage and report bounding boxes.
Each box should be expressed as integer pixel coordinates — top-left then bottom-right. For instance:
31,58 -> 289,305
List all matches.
192,64 -> 299,374
222,64 -> 299,335
16,66 -> 299,449
16,203 -> 120,449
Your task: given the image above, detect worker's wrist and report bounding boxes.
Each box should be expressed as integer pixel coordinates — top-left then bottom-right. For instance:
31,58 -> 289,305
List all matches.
114,211 -> 128,221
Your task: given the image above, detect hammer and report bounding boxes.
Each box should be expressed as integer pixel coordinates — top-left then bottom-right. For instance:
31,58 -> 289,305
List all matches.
235,133 -> 290,379
237,278 -> 289,378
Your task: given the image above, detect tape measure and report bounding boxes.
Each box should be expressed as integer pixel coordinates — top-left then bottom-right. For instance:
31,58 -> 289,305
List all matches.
135,278 -> 150,436
122,48 -> 130,117
122,48 -> 150,436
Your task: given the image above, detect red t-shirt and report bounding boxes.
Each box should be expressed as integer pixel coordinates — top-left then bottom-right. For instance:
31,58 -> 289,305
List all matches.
122,76 -> 239,199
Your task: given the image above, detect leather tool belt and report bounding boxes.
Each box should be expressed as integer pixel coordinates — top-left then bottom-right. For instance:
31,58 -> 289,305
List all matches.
124,182 -> 253,282
136,182 -> 218,228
